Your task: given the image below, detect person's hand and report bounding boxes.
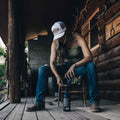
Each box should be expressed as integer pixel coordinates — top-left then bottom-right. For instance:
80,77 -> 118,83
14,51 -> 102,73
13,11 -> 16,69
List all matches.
56,76 -> 63,86
65,64 -> 76,79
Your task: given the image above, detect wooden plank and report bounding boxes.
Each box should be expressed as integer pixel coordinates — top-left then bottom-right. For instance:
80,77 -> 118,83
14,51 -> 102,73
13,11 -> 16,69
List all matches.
0,97 -> 119,120
45,97 -> 120,120
105,1 -> 120,22
47,103 -> 89,120
46,98 -> 120,120
106,33 -> 120,49
37,110 -> 54,120
0,100 -> 9,111
62,99 -> 109,120
97,1 -> 120,28
94,44 -> 120,65
97,56 -> 120,72
99,80 -> 120,90
46,98 -> 100,120
5,98 -> 27,120
8,0 -> 20,103
92,100 -> 120,120
105,15 -> 120,40
22,98 -> 37,120
0,103 -> 17,120
45,98 -> 72,120
76,108 -> 109,120
47,107 -> 70,120
64,98 -> 120,120
100,91 -> 120,101
92,18 -> 120,58
97,68 -> 120,81
35,95 -> 54,120
58,106 -> 89,120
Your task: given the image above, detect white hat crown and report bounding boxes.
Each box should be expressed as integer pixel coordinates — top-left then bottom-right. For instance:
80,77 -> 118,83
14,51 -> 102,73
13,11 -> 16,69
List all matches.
51,21 -> 67,41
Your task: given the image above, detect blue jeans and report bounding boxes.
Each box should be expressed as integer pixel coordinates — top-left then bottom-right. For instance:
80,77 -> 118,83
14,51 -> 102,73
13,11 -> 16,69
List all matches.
52,76 -> 58,97
35,62 -> 100,106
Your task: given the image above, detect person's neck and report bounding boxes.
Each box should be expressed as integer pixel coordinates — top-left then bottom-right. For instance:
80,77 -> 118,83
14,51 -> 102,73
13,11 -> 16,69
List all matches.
65,38 -> 74,48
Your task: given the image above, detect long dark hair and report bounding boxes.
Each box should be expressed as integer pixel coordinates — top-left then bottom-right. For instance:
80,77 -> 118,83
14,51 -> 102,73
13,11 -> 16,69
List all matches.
56,31 -> 74,64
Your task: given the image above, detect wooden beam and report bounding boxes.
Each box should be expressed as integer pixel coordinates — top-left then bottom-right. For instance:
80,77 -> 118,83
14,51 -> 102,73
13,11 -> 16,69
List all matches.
100,90 -> 120,101
97,56 -> 120,72
99,79 -> 120,90
106,33 -> 120,49
97,68 -> 120,81
8,0 -> 20,103
94,44 -> 120,65
92,33 -> 120,59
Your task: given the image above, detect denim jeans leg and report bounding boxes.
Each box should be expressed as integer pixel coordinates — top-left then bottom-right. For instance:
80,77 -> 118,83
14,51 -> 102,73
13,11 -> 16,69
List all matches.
35,64 -> 69,106
35,65 -> 51,106
86,62 -> 100,104
52,76 -> 58,96
74,66 -> 86,77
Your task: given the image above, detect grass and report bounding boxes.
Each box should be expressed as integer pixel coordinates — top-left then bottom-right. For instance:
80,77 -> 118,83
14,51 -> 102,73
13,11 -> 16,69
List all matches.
0,80 -> 6,88
0,64 -> 6,78
0,47 -> 7,57
0,64 -> 6,88
0,59 -> 7,103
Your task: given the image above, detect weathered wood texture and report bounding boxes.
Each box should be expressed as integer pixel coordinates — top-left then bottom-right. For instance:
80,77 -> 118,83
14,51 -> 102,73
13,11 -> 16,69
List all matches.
0,103 -> 17,120
97,1 -> 120,28
8,0 -> 21,103
0,100 -> 9,111
1,97 -> 120,120
22,98 -> 37,120
95,35 -> 120,100
5,98 -> 26,120
105,14 -> 120,40
105,33 -> 120,49
77,0 -> 120,100
98,68 -> 120,80
92,33 -> 120,57
97,56 -> 120,72
99,80 -> 120,90
94,44 -> 120,64
77,0 -> 108,31
8,0 -> 25,103
100,90 -> 120,101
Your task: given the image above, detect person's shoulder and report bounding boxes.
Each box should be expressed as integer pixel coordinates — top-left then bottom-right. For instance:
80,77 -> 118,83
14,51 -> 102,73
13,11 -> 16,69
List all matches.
51,40 -> 57,45
51,40 -> 58,49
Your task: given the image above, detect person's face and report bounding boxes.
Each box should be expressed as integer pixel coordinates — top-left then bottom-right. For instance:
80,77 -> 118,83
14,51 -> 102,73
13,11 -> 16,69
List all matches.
58,35 -> 65,43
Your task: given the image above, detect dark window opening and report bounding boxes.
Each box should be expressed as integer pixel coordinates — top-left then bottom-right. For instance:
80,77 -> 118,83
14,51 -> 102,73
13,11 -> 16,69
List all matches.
90,14 -> 98,48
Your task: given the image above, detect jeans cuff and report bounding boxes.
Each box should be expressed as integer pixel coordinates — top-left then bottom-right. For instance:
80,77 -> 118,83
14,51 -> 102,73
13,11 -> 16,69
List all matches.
55,92 -> 58,97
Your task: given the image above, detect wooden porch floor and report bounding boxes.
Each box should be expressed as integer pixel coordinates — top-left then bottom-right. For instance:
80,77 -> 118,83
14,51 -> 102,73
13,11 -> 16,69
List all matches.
0,97 -> 120,120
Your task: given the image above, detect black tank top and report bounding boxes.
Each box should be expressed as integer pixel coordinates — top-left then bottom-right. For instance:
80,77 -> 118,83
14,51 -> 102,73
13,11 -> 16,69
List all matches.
64,38 -> 83,63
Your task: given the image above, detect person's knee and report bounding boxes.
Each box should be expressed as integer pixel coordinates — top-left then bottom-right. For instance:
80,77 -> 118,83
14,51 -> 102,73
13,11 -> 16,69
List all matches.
86,62 -> 95,70
39,66 -> 48,73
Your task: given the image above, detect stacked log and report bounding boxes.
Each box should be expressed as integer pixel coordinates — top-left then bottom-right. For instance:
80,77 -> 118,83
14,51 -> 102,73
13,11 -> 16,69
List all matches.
77,0 -> 120,100
92,1 -> 120,101
8,0 -> 24,103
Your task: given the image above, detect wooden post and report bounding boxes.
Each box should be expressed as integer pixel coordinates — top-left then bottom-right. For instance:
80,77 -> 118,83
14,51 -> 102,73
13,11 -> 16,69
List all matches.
8,0 -> 20,103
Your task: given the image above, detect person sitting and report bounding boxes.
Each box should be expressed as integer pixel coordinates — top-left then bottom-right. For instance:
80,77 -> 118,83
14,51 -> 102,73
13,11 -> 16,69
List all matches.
26,21 -> 101,112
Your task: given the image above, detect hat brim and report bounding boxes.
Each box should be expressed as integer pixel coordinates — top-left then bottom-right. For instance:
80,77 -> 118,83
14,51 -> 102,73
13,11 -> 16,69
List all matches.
53,32 -> 65,41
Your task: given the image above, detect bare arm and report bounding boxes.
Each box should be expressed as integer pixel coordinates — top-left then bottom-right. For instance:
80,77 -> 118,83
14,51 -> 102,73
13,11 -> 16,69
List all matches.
74,34 -> 92,67
50,41 -> 62,86
65,34 -> 92,78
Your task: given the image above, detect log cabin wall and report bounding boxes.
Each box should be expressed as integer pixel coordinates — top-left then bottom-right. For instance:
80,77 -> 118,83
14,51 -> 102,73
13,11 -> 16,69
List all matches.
77,0 -> 120,101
